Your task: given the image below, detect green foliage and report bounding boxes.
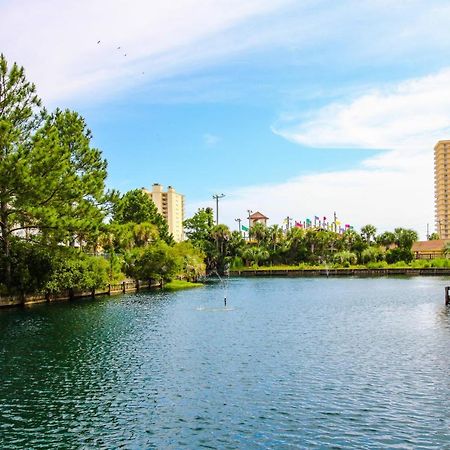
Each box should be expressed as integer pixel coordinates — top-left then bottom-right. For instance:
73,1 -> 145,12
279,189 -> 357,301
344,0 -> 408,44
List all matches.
242,246 -> 270,266
172,241 -> 206,281
0,239 -> 52,294
45,252 -> 110,293
393,228 -> 418,250
163,280 -> 203,291
113,189 -> 172,244
385,248 -> 414,264
366,261 -> 389,269
183,207 -> 214,246
443,242 -> 450,259
127,241 -> 181,282
376,231 -> 396,247
360,246 -> 385,264
360,224 -> 377,243
428,232 -> 440,240
332,251 -> 357,267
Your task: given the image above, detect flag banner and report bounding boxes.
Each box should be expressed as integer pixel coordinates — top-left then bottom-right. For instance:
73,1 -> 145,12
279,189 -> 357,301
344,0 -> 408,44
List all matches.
336,220 -> 341,225
339,227 -> 344,233
314,215 -> 319,220
345,224 -> 350,228
306,218 -> 311,223
295,221 -> 302,228
323,216 -> 327,221
241,225 -> 249,231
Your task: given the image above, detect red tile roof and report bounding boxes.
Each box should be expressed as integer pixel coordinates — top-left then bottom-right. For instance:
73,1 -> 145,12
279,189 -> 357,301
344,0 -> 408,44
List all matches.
249,211 -> 268,220
412,239 -> 450,252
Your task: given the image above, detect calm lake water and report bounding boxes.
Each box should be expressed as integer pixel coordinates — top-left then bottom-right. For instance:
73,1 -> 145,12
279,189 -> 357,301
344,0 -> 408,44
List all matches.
1,277 -> 450,449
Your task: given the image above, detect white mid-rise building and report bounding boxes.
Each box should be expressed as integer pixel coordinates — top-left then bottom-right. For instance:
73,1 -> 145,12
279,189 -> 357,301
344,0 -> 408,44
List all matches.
143,183 -> 185,242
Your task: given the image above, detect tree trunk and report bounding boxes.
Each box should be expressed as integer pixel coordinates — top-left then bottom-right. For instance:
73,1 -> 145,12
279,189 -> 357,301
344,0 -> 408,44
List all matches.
0,200 -> 11,287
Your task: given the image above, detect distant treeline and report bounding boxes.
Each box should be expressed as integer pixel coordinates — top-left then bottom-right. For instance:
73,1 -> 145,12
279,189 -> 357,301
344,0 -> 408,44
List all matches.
183,208 -> 428,274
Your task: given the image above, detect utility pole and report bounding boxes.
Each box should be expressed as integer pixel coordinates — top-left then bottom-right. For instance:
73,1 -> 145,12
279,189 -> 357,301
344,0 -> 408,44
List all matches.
235,218 -> 242,234
247,209 -> 253,240
212,194 -> 225,225
285,216 -> 292,231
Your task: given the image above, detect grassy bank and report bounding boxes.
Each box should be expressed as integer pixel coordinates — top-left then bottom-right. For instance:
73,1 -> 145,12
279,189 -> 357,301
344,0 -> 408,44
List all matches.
163,280 -> 204,291
233,259 -> 450,272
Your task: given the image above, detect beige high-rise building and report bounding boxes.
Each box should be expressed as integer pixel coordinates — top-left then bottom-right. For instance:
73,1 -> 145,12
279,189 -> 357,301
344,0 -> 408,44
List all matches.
143,184 -> 185,242
435,140 -> 450,238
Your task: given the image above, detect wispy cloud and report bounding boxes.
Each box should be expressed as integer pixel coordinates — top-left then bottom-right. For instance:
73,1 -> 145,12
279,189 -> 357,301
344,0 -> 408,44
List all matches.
0,0 -> 292,104
274,68 -> 450,157
190,68 -> 449,237
203,133 -> 220,147
4,1 -> 450,106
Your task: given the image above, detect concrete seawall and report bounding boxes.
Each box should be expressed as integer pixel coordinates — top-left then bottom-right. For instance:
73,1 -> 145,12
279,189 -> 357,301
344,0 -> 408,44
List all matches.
230,268 -> 450,277
0,280 -> 160,309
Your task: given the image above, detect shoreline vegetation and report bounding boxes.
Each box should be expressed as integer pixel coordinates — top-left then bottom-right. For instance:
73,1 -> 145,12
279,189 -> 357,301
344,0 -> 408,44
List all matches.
233,258 -> 450,272
0,55 -> 205,301
0,279 -> 204,309
163,280 -> 204,290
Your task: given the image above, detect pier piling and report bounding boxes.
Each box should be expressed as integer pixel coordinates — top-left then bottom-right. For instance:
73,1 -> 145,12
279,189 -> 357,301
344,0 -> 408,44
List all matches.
445,287 -> 450,306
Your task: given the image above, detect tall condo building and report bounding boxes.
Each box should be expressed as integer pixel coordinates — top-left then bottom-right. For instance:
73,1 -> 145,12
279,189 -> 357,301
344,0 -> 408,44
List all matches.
143,184 -> 185,242
435,140 -> 450,238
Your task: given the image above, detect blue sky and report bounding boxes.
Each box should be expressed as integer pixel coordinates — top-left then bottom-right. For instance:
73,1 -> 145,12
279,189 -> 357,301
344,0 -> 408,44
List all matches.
3,0 -> 450,236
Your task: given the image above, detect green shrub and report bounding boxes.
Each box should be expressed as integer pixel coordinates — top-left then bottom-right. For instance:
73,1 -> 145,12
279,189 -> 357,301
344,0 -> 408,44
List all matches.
386,248 -> 413,264
366,261 -> 389,269
45,253 -> 110,293
333,251 -> 357,266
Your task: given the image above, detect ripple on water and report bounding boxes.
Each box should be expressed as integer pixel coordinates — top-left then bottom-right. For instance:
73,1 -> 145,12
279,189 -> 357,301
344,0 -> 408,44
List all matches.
0,278 -> 450,448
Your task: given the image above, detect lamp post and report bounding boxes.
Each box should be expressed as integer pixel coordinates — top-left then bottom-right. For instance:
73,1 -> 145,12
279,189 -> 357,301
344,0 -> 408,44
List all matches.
212,194 -> 225,225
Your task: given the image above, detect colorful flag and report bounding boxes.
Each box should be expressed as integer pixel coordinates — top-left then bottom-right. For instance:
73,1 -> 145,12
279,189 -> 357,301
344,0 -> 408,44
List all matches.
345,224 -> 350,228
306,218 -> 311,223
295,221 -> 302,228
241,225 -> 249,231
336,220 -> 341,226
314,215 -> 319,220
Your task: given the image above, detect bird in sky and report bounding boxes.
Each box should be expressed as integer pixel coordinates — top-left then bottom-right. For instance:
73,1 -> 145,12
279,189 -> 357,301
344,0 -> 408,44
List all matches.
97,40 -> 100,44
117,46 -> 121,49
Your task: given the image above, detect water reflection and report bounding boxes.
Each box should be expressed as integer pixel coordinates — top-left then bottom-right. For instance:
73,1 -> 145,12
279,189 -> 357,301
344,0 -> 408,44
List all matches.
1,277 -> 450,448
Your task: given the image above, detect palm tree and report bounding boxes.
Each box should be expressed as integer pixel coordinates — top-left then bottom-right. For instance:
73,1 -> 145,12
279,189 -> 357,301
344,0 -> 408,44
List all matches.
242,246 -> 269,266
393,228 -> 418,250
376,231 -> 396,248
443,242 -> 450,259
360,224 -> 377,244
249,222 -> 268,246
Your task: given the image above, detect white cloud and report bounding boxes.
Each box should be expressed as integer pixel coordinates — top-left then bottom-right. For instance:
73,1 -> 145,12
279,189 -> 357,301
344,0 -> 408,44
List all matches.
189,160 -> 433,238
190,69 -> 449,238
0,0 -> 292,104
4,0 -> 450,106
203,133 -> 220,147
274,68 -> 450,157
